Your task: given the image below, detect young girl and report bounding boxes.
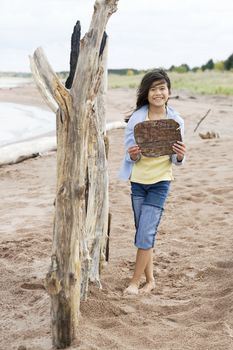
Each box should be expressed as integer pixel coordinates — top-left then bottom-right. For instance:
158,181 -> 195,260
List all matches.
119,69 -> 186,295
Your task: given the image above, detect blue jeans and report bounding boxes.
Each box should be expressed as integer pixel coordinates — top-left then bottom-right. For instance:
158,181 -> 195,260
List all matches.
131,181 -> 170,249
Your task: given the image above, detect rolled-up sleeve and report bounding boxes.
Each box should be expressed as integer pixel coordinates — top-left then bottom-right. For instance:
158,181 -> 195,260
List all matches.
124,118 -> 137,163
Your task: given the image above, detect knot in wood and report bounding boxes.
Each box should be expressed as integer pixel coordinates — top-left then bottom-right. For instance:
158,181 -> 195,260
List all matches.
94,0 -> 101,10
74,185 -> 85,199
69,273 -> 77,285
86,99 -> 94,112
51,255 -> 58,271
45,271 -> 62,295
104,136 -> 109,158
18,346 -> 27,350
58,185 -> 66,196
106,0 -> 119,13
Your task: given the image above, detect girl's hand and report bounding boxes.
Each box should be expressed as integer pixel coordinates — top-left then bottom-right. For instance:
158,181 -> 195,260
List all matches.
128,145 -> 141,161
172,141 -> 186,161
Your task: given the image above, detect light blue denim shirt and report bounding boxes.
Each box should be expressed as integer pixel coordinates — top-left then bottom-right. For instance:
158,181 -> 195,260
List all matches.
119,104 -> 185,181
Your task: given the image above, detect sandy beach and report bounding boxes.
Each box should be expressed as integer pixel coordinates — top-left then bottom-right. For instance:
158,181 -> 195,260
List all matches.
1,82 -> 233,350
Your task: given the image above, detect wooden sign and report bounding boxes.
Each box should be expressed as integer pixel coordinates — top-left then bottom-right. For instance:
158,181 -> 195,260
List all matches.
134,119 -> 182,157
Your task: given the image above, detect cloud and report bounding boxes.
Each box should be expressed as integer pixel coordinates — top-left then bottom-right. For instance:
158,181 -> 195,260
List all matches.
0,0 -> 233,71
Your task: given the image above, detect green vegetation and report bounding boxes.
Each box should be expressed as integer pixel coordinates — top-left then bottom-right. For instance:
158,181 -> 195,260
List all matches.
169,53 -> 233,73
1,53 -> 232,95
108,53 -> 233,95
214,61 -> 225,71
224,54 -> 233,71
108,68 -> 142,75
108,73 -> 142,89
169,64 -> 190,73
201,59 -> 214,71
1,70 -> 232,95
170,71 -> 233,95
108,71 -> 233,95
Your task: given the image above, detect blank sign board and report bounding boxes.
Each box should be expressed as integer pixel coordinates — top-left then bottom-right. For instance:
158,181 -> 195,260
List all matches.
134,119 -> 182,157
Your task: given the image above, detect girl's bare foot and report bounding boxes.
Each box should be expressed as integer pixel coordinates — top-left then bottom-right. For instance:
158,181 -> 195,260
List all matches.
139,280 -> 155,294
123,284 -> 139,295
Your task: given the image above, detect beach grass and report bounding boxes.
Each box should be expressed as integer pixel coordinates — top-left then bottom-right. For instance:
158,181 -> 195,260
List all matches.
108,71 -> 233,95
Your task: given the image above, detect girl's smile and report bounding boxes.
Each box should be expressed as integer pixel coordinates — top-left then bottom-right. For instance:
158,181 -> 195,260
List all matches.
147,80 -> 169,108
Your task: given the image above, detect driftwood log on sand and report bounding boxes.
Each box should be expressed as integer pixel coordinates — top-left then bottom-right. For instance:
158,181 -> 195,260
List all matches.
199,131 -> 220,139
30,0 -> 118,348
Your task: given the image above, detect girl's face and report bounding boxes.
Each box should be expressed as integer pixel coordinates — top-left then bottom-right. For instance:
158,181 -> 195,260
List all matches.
147,80 -> 169,108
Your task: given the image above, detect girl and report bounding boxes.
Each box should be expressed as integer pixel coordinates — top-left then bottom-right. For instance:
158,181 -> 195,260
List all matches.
119,69 -> 186,295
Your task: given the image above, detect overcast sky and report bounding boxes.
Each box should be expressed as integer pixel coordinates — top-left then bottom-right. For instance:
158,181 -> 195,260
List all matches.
0,0 -> 233,72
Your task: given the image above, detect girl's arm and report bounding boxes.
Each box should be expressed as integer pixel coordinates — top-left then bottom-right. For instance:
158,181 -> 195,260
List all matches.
124,116 -> 141,163
172,141 -> 186,162
128,145 -> 141,161
171,119 -> 186,165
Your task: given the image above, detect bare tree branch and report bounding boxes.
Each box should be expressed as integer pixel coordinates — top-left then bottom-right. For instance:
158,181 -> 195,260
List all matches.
194,109 -> 211,133
32,47 -> 72,115
29,56 -> 58,113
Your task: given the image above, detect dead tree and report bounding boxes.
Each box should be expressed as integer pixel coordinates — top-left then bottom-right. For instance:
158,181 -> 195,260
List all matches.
30,0 -> 118,348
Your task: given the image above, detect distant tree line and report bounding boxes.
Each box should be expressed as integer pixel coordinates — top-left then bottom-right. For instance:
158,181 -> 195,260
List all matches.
0,72 -> 31,77
108,68 -> 143,75
1,53 -> 232,77
169,53 -> 233,73
108,53 -> 233,75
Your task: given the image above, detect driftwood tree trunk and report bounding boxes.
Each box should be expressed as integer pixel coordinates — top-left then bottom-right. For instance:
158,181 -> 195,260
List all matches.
84,36 -> 109,291
30,1 -> 118,348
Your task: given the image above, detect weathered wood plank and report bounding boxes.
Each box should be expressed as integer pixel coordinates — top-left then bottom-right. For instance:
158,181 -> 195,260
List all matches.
134,119 -> 182,157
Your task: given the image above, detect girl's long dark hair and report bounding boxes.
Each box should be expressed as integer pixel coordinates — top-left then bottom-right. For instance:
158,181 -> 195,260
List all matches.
125,69 -> 171,122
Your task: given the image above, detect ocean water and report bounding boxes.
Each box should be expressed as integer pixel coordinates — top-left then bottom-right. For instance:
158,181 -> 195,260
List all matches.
0,77 -> 32,88
0,98 -> 125,165
0,102 -> 55,147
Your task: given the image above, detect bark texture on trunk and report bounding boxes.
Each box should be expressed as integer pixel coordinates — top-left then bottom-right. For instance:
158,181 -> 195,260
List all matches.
30,1 -> 118,348
84,36 -> 109,292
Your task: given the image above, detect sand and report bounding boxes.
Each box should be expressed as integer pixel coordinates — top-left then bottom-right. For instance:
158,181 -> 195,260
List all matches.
1,83 -> 233,350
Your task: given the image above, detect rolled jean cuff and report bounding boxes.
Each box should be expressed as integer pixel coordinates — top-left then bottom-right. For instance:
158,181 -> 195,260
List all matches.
133,203 -> 163,249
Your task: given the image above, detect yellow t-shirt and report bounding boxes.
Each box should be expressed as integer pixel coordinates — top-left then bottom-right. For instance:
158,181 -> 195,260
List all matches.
130,154 -> 173,184
130,114 -> 173,184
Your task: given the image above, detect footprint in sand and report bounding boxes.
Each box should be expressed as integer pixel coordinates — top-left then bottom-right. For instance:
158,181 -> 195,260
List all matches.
216,261 -> 233,269
20,282 -> 45,290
